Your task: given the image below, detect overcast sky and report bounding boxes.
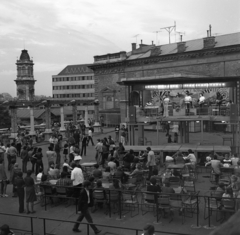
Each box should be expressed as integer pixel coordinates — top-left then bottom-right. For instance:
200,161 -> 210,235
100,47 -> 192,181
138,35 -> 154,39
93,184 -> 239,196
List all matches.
1,0 -> 240,97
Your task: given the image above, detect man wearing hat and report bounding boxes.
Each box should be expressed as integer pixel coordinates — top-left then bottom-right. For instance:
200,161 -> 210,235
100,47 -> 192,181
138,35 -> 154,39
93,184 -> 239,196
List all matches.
0,224 -> 14,235
72,180 -> 101,234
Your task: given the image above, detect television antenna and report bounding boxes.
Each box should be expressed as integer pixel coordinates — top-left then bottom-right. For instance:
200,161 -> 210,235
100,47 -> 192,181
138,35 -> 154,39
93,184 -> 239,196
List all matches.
153,30 -> 161,45
161,21 -> 176,44
133,34 -> 140,44
175,31 -> 185,42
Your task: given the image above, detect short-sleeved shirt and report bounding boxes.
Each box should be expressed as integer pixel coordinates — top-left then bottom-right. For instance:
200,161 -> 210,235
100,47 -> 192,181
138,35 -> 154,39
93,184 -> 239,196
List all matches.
71,167 -> 84,186
211,160 -> 222,174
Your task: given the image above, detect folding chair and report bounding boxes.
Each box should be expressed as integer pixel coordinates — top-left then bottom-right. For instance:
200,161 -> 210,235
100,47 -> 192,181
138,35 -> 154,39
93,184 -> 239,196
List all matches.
141,192 -> 156,216
121,191 -> 139,217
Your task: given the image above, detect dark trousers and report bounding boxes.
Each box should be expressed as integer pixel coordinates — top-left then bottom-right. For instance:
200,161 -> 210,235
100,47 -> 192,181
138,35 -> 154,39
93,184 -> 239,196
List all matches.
148,166 -> 153,180
186,103 -> 190,115
7,155 -> 11,171
87,136 -> 94,146
73,207 -> 98,233
81,145 -> 86,156
31,160 -> 36,173
22,160 -> 28,173
36,161 -> 44,175
16,143 -> 21,156
73,184 -> 82,199
17,188 -> 25,213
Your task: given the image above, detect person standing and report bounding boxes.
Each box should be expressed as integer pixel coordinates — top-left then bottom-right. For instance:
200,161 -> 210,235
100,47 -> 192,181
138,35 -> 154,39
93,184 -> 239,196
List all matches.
46,146 -> 57,167
72,180 -> 101,234
30,147 -> 37,173
20,146 -> 29,173
87,128 -> 94,146
73,131 -> 80,147
15,134 -> 22,157
8,143 -> 17,171
15,171 -> 25,213
115,125 -> 120,143
24,170 -> 37,214
95,139 -> 102,164
120,127 -> 126,146
55,142 -> 61,166
81,134 -> 88,157
35,148 -> 44,175
11,163 -> 21,197
71,162 -> 84,199
146,147 -> 156,180
0,158 -> 8,197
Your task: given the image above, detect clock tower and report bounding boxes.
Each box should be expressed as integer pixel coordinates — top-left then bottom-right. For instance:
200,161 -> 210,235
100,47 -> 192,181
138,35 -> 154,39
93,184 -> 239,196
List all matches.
15,49 -> 36,100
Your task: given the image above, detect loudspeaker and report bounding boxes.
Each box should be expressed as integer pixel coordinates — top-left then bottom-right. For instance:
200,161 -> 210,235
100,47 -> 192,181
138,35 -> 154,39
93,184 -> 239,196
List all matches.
129,106 -> 136,123
230,104 -> 238,123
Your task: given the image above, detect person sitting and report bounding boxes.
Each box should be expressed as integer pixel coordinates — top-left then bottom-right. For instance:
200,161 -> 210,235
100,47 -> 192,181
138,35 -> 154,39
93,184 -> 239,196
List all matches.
102,167 -> 111,182
109,178 -> 122,199
234,160 -> 240,177
227,175 -> 240,195
130,157 -> 139,171
138,150 -> 148,166
150,169 -> 162,184
146,178 -> 161,203
93,180 -> 106,210
0,224 -> 14,235
92,164 -> 103,179
36,167 -> 44,182
162,169 -> 172,185
129,163 -> 143,183
214,182 -> 225,198
56,172 -> 72,187
123,150 -> 135,169
231,153 -> 239,167
222,153 -> 232,167
114,166 -> 125,183
161,182 -> 175,194
222,187 -> 234,198
142,224 -> 155,235
62,165 -> 71,178
108,157 -> 117,172
48,162 -> 60,179
183,149 -> 197,168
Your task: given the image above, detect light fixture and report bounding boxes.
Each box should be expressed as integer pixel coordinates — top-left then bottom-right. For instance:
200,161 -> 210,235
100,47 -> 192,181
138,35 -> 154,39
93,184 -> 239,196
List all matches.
196,121 -> 200,123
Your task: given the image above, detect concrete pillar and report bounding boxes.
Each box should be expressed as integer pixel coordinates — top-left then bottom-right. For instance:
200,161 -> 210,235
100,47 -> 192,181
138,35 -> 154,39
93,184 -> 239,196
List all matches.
10,106 -> 18,139
29,107 -> 36,143
138,125 -> 144,145
93,102 -> 101,132
59,105 -> 66,138
72,103 -> 77,125
44,104 -> 52,141
85,106 -> 89,127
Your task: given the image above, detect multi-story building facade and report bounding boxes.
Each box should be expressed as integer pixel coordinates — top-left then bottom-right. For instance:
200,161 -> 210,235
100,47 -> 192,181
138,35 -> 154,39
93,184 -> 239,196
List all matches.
52,64 -> 95,118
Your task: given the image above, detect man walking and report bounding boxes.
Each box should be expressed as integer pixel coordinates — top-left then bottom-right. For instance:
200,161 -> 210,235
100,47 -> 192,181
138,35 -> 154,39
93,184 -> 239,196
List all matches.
81,134 -> 88,157
15,171 -> 25,213
72,180 -> 101,234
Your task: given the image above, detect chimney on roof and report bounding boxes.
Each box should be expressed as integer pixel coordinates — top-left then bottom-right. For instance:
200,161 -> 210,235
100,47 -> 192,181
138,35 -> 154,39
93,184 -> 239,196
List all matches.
131,43 -> 136,51
177,41 -> 186,53
152,41 -> 154,45
203,36 -> 216,49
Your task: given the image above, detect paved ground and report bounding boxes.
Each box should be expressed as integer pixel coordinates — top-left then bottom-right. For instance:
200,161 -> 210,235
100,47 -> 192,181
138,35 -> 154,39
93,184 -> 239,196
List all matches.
0,128 -> 230,235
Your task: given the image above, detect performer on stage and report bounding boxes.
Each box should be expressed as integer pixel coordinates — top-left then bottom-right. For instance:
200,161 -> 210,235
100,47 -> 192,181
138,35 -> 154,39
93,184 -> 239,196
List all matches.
184,91 -> 192,115
216,91 -> 223,115
163,94 -> 170,117
198,93 -> 206,108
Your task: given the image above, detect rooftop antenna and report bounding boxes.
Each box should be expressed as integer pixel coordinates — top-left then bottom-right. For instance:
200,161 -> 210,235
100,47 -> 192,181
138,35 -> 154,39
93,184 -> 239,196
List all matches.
175,31 -> 185,42
161,21 -> 176,44
209,24 -> 212,37
133,34 -> 140,44
153,30 -> 161,45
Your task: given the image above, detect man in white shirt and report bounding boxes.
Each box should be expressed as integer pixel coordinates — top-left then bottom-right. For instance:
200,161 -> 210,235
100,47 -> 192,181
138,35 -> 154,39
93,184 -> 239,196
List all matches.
183,149 -> 196,167
184,91 -> 192,115
71,162 -> 84,198
146,147 -> 156,180
163,95 -> 170,117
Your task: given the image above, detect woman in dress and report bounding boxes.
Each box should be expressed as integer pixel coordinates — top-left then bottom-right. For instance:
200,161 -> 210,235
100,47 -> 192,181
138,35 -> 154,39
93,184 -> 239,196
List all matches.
0,158 -> 8,197
24,170 -> 37,214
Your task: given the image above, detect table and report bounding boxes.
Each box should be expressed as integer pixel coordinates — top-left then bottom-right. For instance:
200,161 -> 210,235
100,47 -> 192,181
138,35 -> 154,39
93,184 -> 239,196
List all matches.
173,186 -> 182,194
167,164 -> 185,170
81,162 -> 97,167
49,180 -> 57,185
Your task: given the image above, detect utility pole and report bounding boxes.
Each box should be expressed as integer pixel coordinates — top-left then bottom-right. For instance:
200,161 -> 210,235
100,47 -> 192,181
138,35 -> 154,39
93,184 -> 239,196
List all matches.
161,21 -> 176,44
153,31 -> 161,45
133,34 -> 140,44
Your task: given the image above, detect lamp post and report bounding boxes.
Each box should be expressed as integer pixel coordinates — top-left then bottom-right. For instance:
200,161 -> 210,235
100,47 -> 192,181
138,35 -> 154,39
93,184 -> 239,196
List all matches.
42,100 -> 52,141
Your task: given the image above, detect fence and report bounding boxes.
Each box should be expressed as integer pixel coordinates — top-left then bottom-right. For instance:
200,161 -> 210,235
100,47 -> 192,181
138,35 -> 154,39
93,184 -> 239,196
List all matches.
0,212 -> 193,235
37,184 -> 240,230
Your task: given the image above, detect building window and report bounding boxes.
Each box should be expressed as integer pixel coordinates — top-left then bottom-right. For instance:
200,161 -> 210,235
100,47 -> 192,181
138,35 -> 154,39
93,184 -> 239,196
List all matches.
82,76 -> 85,80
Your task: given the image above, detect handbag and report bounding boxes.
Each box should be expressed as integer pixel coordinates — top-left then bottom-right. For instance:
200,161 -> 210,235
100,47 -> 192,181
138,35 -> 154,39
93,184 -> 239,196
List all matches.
6,179 -> 10,185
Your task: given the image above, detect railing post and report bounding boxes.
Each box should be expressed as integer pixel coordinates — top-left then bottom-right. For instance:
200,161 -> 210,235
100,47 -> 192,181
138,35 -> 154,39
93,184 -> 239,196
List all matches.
108,190 -> 111,218
208,196 -> 211,227
87,223 -> 89,235
30,216 -> 33,234
43,218 -> 46,235
44,193 -> 47,211
118,190 -> 122,220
